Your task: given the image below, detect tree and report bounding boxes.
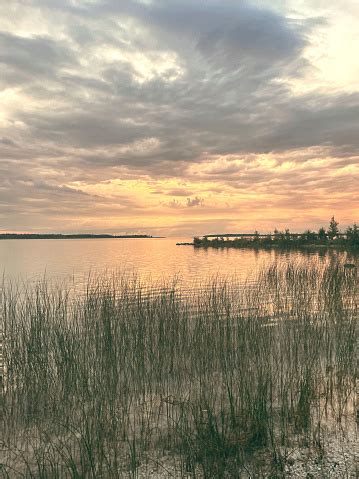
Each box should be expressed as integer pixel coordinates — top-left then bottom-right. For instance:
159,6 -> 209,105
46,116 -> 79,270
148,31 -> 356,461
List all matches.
346,224 -> 359,246
318,227 -> 327,240
328,216 -> 339,239
202,236 -> 209,246
273,228 -> 287,242
253,230 -> 260,241
303,229 -> 317,242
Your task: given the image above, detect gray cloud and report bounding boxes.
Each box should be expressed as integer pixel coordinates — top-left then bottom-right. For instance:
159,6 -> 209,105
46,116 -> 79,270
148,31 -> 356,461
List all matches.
0,0 -> 358,232
126,0 -> 308,68
0,31 -> 76,87
187,196 -> 203,208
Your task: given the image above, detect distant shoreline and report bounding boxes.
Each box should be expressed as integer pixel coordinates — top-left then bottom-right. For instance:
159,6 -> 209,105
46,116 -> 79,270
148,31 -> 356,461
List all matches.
0,234 -> 161,240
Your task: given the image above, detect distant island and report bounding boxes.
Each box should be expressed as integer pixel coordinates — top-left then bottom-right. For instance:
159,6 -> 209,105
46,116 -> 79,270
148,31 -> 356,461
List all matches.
0,233 -> 157,240
179,217 -> 359,250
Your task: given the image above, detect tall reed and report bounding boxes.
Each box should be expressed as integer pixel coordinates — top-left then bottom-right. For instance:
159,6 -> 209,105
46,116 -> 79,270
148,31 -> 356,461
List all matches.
0,261 -> 357,477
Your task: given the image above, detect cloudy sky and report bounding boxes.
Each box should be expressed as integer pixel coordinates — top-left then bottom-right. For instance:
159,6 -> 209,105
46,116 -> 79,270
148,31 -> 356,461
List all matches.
1,0 -> 358,236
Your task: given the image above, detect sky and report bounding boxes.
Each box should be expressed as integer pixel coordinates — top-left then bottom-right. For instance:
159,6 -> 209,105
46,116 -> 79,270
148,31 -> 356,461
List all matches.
1,0 -> 358,236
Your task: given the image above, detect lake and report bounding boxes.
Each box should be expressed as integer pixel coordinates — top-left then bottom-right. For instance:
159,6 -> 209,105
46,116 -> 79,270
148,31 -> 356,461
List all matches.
1,238 -> 358,478
0,237 -> 357,288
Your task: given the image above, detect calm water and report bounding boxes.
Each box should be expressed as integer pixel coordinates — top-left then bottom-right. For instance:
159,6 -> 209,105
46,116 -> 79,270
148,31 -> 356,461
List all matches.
0,238 -> 357,288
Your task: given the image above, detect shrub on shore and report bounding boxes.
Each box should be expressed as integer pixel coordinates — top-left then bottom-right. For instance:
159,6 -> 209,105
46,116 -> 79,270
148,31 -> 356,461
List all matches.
194,218 -> 359,250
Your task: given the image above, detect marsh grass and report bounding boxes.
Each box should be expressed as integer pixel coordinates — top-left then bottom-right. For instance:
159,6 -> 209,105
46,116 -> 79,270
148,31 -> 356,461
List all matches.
0,261 -> 357,477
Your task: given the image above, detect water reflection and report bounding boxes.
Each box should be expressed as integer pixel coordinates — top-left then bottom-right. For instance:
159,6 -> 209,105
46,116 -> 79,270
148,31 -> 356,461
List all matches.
0,237 -> 357,288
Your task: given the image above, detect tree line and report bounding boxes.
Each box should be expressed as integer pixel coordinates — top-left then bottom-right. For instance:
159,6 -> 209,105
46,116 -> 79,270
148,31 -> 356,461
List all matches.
194,217 -> 359,249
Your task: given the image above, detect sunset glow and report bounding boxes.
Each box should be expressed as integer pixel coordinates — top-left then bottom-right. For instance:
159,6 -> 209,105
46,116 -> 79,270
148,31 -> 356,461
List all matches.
1,0 -> 358,235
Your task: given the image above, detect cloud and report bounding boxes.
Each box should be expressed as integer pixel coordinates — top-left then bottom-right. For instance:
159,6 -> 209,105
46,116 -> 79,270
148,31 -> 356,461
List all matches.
164,188 -> 194,197
0,137 -> 17,147
126,0 -> 308,70
0,31 -> 76,87
0,0 -> 358,233
162,196 -> 204,209
187,196 -> 204,208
